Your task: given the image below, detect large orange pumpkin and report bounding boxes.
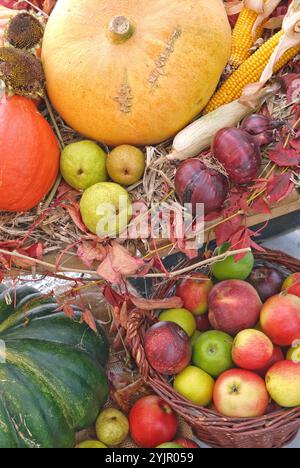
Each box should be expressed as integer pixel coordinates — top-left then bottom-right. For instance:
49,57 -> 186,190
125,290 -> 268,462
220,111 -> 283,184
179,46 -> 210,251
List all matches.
0,96 -> 60,212
42,0 -> 231,147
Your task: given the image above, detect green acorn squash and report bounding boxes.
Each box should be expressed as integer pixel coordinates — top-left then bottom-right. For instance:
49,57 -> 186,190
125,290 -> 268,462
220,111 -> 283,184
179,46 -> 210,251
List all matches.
0,285 -> 109,448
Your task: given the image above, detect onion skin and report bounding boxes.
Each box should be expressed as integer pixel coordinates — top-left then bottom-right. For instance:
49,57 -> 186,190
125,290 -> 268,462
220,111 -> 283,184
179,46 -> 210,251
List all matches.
241,114 -> 284,148
212,128 -> 262,185
175,159 -> 229,215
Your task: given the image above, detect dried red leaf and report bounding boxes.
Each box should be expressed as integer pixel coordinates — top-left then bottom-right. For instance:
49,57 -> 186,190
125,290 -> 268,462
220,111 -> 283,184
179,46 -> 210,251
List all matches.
130,295 -> 183,311
290,130 -> 300,151
65,203 -> 89,233
22,243 -> 44,260
63,303 -> 76,319
251,197 -> 272,215
266,171 -> 294,203
229,226 -> 265,261
82,308 -> 97,333
268,143 -> 300,167
97,251 -> 121,284
215,215 -> 243,246
282,73 -> 300,103
119,302 -> 128,329
103,286 -> 125,307
110,242 -> 144,276
77,242 -> 107,269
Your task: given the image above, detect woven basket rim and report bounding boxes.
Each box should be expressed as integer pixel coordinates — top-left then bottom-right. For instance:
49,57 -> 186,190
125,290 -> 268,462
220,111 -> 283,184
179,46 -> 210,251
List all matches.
125,248 -> 300,446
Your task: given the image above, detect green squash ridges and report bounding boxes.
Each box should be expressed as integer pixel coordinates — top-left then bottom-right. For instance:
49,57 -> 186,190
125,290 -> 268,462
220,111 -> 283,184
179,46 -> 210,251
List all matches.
0,285 -> 109,448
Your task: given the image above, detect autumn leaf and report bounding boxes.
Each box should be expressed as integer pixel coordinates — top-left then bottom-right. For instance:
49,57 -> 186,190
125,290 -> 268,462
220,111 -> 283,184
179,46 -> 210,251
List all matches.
110,242 -> 144,276
130,295 -> 183,311
215,215 -> 243,246
97,251 -> 122,284
266,171 -> 294,204
63,303 -> 76,319
77,242 -> 107,268
290,129 -> 300,151
65,202 -> 89,233
268,143 -> 300,167
251,197 -> 272,215
82,308 -> 97,333
103,286 -> 126,307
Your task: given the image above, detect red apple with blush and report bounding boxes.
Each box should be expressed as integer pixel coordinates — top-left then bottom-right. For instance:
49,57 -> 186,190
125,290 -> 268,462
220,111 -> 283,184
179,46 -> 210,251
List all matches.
232,329 -> 273,371
208,280 -> 262,335
260,294 -> 300,346
256,346 -> 284,378
144,322 -> 192,375
176,273 -> 213,316
282,273 -> 300,298
174,438 -> 200,449
129,395 -> 178,448
213,369 -> 269,418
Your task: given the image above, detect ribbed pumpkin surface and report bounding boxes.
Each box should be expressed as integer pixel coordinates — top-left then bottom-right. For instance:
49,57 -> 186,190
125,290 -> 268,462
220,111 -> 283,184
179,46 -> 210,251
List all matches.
0,285 -> 109,448
42,0 -> 231,146
0,96 -> 60,212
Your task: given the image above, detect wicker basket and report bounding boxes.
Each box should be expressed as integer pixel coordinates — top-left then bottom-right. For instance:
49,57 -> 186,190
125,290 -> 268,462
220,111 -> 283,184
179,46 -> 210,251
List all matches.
126,250 -> 300,449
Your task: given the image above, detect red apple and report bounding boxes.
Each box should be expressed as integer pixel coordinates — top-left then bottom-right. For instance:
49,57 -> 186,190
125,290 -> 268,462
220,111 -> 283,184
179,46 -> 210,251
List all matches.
232,329 -> 273,371
176,273 -> 213,316
208,280 -> 262,335
260,294 -> 300,346
282,273 -> 300,298
256,346 -> 285,378
144,322 -> 192,375
196,313 -> 212,332
248,267 -> 284,302
129,395 -> 178,448
174,438 -> 200,449
213,369 -> 269,418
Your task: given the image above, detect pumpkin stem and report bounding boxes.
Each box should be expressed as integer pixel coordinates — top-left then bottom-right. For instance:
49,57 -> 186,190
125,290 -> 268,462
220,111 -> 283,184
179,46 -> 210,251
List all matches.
109,16 -> 135,43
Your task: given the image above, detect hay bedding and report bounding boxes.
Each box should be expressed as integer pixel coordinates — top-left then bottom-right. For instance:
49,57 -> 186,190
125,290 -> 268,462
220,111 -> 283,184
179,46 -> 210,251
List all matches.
0,0 -> 299,286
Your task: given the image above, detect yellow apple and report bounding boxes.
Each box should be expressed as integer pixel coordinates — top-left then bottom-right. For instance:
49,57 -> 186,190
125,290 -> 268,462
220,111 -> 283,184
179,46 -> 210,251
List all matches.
174,366 -> 214,406
266,361 -> 300,407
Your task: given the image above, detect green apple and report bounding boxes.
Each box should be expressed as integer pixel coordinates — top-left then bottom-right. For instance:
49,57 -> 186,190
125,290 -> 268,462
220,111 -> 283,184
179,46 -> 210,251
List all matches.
173,366 -> 214,406
192,330 -> 234,378
156,443 -> 183,449
61,140 -> 108,190
76,440 -> 107,448
212,242 -> 254,281
80,182 -> 132,236
191,330 -> 202,348
159,308 -> 196,337
96,408 -> 129,447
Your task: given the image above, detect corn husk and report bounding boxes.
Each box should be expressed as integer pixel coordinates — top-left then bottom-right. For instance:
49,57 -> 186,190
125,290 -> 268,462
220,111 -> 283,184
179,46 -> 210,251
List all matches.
251,0 -> 282,36
169,84 -> 280,162
168,101 -> 251,161
242,0 -> 300,101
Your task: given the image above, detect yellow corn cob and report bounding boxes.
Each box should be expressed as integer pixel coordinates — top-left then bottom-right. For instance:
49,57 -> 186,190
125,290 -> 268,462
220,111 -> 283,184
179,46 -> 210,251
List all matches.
230,7 -> 264,68
205,30 -> 300,114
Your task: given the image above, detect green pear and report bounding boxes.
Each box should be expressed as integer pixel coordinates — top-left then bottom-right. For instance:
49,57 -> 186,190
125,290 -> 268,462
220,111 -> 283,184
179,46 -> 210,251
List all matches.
80,182 -> 132,236
61,140 -> 108,190
96,409 -> 129,447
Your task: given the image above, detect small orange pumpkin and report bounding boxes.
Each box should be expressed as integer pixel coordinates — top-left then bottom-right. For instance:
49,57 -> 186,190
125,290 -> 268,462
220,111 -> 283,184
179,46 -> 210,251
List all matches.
0,95 -> 60,212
